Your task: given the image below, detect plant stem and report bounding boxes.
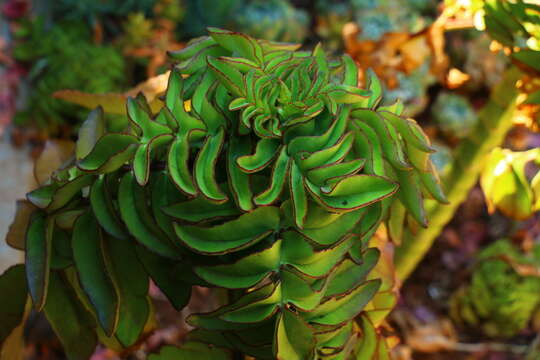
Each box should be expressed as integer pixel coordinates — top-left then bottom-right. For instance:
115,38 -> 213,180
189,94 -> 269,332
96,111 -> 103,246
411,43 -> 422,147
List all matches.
394,67 -> 522,282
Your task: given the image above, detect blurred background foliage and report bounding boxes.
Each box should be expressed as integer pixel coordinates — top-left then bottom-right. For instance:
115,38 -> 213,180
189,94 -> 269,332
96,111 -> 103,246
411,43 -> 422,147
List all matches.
0,0 -> 540,359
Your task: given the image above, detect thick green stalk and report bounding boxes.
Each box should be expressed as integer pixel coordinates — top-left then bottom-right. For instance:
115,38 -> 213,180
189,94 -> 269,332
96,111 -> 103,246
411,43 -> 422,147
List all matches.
394,67 -> 522,282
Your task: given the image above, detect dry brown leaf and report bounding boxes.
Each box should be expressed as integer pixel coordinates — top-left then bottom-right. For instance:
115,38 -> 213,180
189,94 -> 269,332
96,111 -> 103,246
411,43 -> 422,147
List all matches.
34,139 -> 75,185
53,71 -> 170,115
5,200 -> 36,251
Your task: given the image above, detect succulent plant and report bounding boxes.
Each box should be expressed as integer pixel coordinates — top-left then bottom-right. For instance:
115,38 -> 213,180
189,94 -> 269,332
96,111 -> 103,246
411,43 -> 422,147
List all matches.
450,239 -> 540,338
1,29 -> 445,359
232,0 -> 310,43
431,91 -> 478,139
12,20 -> 126,131
351,0 -> 435,41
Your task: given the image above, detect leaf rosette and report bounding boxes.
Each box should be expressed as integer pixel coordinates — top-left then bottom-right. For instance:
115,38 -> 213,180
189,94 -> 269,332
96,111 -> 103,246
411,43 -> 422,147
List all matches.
3,28 -> 445,359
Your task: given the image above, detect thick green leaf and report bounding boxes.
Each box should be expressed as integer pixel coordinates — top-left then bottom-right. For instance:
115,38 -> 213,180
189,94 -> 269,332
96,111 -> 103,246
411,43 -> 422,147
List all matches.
76,107 -> 106,160
299,209 -> 365,246
237,138 -> 281,173
28,175 -> 94,212
72,212 -> 119,336
290,162 -> 308,228
133,134 -> 174,186
254,147 -> 291,206
195,239 -> 281,288
281,231 -> 354,277
43,271 -> 97,360
118,173 -> 180,258
306,175 -> 398,212
274,309 -> 316,360
90,176 -> 127,240
135,246 -> 191,311
104,235 -> 150,347
167,133 -> 198,196
208,56 -> 245,97
351,110 -> 410,170
174,206 -> 279,255
163,197 -> 239,223
188,282 -> 278,330
0,265 -> 27,348
228,136 -> 254,211
78,134 -> 138,173
127,97 -> 171,142
194,128 -> 228,202
295,132 -> 354,172
25,213 -> 52,311
393,167 -> 428,227
305,280 -> 381,326
208,28 -> 264,64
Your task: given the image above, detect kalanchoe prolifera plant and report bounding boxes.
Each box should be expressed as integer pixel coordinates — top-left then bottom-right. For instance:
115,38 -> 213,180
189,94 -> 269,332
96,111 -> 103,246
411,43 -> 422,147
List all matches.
1,29 -> 446,359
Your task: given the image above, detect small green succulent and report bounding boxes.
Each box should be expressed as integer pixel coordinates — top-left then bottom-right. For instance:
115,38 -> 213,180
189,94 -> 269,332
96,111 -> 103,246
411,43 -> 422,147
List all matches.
432,92 -> 478,139
451,239 -> 540,338
13,20 -> 126,131
232,0 -> 310,43
1,29 -> 445,359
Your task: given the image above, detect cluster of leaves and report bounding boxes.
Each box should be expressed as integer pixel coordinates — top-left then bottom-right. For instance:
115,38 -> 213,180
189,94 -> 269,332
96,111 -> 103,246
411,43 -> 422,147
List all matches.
450,239 -> 540,338
1,29 -> 445,359
480,147 -> 540,220
12,19 -> 126,130
478,0 -> 540,73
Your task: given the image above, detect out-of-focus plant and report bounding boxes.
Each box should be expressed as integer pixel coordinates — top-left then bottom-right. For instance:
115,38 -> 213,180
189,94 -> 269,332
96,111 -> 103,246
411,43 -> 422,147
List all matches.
182,0 -> 309,43
450,239 -> 540,338
351,0 -> 436,41
12,19 -> 126,133
430,142 -> 453,180
0,28 -> 445,359
118,0 -> 185,77
446,0 -> 540,127
52,0 -> 158,25
231,0 -> 309,43
384,64 -> 437,117
181,0 -> 242,37
432,91 -> 478,139
480,147 -> 540,220
343,0 -> 445,117
314,0 -> 352,53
